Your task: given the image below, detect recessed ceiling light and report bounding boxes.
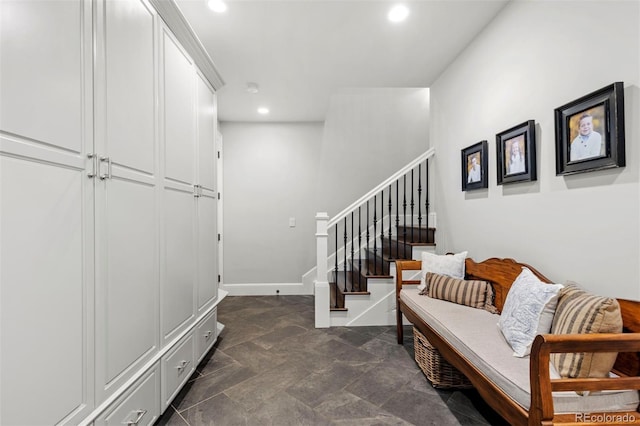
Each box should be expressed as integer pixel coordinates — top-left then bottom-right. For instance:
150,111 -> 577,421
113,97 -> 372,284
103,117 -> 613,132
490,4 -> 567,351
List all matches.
257,107 -> 269,115
207,0 -> 227,13
388,4 -> 409,23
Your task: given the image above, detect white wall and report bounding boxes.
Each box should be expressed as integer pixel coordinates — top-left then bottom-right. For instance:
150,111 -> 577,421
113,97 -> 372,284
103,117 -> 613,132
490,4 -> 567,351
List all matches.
430,0 -> 640,298
316,88 -> 430,217
221,88 -> 430,291
221,122 -> 323,289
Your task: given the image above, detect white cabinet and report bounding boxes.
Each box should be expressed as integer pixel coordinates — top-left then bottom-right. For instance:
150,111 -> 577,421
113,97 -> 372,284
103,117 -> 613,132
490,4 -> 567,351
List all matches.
94,0 -> 160,401
0,1 -> 94,424
196,73 -> 219,313
162,184 -> 196,342
160,28 -> 219,341
161,27 -> 197,344
0,0 -> 223,424
198,191 -> 218,312
162,27 -> 196,186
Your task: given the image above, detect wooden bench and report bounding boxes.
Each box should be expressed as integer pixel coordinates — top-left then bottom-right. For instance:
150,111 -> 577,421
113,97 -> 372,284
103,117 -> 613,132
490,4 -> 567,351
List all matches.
395,257 -> 640,426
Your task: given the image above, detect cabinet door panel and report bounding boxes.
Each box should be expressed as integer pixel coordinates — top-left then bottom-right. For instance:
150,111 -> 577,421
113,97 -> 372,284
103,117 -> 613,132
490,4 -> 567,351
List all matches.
162,29 -> 195,184
0,155 -> 89,425
196,74 -> 216,190
97,178 -> 158,395
163,187 -> 195,340
198,193 -> 217,310
100,0 -> 156,174
0,0 -> 86,152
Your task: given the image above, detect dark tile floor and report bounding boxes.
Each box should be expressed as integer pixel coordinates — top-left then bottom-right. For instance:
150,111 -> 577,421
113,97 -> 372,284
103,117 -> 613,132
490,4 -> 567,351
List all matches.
156,295 -> 507,425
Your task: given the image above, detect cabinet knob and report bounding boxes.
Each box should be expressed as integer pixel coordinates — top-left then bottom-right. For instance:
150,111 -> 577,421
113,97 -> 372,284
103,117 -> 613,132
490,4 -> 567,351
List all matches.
204,330 -> 212,340
176,359 -> 190,373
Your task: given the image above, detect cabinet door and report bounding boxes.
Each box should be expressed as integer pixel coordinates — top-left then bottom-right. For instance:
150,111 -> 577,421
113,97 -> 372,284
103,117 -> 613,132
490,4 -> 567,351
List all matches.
0,1 -> 94,424
162,27 -> 195,185
94,0 -> 159,400
162,184 -> 196,342
196,73 -> 216,191
197,190 -> 218,311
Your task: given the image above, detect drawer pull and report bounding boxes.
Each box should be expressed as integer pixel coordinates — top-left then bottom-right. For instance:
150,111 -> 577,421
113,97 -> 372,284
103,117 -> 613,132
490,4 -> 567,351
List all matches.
204,330 -> 212,340
176,360 -> 190,373
122,409 -> 147,425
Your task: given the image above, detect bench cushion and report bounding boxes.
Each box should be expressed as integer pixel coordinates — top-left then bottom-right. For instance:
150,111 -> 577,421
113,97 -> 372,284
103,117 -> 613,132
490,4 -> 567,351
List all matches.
400,287 -> 639,413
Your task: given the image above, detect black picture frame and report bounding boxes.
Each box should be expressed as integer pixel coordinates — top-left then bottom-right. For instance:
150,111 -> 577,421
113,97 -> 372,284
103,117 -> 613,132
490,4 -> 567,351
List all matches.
554,82 -> 625,175
461,141 -> 488,191
496,120 -> 536,185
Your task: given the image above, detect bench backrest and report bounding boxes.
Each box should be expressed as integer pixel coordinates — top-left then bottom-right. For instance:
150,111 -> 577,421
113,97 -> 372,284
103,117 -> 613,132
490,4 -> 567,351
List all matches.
464,257 -> 640,376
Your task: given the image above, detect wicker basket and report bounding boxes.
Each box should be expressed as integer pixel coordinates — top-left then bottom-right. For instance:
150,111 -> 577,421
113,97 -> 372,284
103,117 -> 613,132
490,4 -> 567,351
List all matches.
413,327 -> 473,389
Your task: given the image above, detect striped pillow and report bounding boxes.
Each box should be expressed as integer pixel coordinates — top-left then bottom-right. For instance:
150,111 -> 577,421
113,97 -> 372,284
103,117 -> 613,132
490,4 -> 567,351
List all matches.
550,283 -> 622,379
426,272 -> 499,314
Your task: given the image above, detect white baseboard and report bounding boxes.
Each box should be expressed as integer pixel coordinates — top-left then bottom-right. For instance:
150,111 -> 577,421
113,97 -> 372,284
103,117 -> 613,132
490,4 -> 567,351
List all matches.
220,282 -> 312,296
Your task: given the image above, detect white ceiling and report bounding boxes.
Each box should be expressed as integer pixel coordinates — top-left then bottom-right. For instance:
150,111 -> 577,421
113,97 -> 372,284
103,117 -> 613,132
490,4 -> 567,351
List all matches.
175,0 -> 510,122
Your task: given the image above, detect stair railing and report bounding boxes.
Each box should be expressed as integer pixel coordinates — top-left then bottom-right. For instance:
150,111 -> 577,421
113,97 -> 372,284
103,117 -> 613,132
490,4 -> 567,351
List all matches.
314,148 -> 435,327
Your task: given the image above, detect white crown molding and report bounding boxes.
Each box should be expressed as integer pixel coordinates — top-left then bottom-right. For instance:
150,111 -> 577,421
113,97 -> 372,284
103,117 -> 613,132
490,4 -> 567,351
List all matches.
150,0 -> 225,90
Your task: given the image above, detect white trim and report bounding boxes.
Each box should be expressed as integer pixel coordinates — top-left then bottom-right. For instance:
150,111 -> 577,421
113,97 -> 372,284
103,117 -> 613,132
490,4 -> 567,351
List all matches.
220,282 -> 312,296
149,0 -> 224,90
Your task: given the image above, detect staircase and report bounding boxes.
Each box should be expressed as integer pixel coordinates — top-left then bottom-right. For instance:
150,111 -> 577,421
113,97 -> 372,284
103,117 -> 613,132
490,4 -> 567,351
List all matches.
312,148 -> 436,327
330,224 -> 435,311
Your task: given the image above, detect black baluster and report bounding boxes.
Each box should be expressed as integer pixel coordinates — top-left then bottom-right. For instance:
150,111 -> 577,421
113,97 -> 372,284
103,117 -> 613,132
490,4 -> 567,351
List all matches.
351,211 -> 354,292
335,223 -> 338,308
358,206 -> 362,292
403,175 -> 407,259
388,184 -> 392,259
395,180 -> 399,260
343,217 -> 347,293
380,189 -> 385,274
373,195 -> 377,275
418,164 -> 422,239
426,159 -> 430,231
366,200 -> 370,276
411,169 -> 415,243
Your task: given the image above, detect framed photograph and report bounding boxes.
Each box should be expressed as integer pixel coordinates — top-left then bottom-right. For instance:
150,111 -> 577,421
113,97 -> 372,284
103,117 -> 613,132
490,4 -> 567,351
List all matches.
496,120 -> 536,185
461,140 -> 488,191
555,82 -> 625,175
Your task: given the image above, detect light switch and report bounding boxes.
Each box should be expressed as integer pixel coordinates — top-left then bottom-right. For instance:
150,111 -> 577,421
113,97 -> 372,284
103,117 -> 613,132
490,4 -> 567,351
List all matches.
289,217 -> 296,227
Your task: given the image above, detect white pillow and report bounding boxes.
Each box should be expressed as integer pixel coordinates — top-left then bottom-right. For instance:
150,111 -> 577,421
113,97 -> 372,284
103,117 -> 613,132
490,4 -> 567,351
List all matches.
498,267 -> 564,357
416,251 -> 467,293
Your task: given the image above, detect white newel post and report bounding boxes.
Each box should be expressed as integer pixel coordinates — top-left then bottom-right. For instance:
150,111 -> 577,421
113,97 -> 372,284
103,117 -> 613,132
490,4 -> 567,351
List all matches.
314,212 -> 330,328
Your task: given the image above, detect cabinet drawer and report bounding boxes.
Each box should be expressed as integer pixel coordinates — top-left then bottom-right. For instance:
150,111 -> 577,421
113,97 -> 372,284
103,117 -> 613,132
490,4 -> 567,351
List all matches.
195,308 -> 217,363
162,333 -> 195,410
96,365 -> 160,426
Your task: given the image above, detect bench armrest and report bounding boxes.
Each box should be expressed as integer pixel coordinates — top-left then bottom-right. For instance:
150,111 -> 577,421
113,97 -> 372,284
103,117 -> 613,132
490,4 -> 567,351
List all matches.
395,260 -> 422,294
529,333 -> 640,424
395,260 -> 422,344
